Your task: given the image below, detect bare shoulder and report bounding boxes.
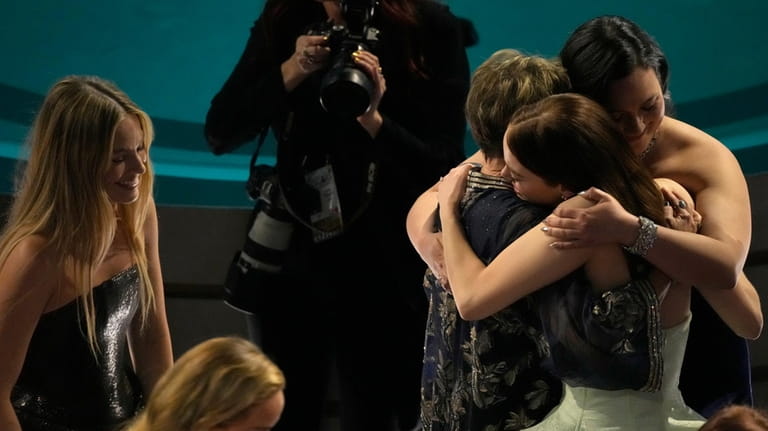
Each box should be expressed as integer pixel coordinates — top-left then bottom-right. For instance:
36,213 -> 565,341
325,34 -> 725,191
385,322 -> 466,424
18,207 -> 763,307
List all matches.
661,116 -> 734,156
0,234 -> 57,298
5,235 -> 52,271
652,116 -> 745,193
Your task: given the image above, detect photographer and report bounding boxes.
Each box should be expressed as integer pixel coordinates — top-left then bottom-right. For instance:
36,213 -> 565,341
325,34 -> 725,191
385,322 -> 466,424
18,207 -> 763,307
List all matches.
204,0 -> 472,430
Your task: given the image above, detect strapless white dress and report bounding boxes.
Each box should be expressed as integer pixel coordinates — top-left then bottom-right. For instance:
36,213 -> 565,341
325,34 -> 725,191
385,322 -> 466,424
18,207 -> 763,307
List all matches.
524,314 -> 705,430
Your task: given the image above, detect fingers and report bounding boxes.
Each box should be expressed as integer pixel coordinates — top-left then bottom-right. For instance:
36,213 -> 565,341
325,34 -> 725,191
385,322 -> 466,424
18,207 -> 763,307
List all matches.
547,204 -> 582,220
295,35 -> 330,73
660,187 -> 692,211
576,186 -> 609,203
352,50 -> 384,79
548,240 -> 579,250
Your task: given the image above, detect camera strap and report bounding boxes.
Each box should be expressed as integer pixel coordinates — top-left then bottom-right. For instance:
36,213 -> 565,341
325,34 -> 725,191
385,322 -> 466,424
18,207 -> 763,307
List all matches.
276,112 -> 377,242
248,127 -> 270,179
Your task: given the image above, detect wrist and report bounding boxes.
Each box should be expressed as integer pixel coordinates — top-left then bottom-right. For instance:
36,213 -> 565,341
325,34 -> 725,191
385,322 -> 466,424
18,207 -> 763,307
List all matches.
357,109 -> 383,137
281,57 -> 309,91
623,216 -> 658,257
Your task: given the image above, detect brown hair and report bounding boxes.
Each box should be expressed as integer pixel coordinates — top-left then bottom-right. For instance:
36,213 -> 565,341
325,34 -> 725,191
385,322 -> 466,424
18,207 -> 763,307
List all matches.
505,93 -> 664,222
700,405 -> 768,431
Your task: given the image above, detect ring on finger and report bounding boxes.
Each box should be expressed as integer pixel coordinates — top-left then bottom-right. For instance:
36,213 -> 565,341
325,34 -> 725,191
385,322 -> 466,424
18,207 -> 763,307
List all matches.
678,200 -> 687,209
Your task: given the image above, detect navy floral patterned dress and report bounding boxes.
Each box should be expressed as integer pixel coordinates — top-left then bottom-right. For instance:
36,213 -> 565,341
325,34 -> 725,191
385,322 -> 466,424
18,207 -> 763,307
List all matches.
420,172 -> 664,431
421,172 -> 561,431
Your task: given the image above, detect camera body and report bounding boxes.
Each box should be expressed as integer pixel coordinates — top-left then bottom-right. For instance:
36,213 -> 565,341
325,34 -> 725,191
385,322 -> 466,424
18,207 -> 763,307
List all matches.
309,0 -> 381,117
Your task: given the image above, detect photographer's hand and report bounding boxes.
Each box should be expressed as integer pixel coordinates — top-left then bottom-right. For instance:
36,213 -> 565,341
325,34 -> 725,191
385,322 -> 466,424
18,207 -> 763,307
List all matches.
282,35 -> 331,91
354,50 -> 386,137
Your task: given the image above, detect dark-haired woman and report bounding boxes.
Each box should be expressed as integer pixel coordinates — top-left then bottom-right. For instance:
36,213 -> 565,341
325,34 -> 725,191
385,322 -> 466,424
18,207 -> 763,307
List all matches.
204,1 -> 473,429
543,15 -> 761,417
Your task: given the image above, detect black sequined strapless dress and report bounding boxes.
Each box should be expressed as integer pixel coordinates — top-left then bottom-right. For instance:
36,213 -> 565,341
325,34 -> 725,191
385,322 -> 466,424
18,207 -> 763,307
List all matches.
12,266 -> 143,431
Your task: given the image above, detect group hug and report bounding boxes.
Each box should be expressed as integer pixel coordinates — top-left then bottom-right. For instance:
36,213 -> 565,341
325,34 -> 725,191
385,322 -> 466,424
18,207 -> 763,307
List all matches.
0,1 -> 764,430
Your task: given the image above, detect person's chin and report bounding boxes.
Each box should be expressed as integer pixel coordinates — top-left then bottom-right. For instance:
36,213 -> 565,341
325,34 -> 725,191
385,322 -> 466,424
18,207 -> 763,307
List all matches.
108,190 -> 140,205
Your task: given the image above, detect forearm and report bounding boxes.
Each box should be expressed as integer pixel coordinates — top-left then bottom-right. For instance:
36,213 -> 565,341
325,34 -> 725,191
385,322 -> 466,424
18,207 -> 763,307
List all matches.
639,224 -> 741,290
440,206 -> 487,319
205,21 -> 289,154
645,162 -> 752,290
0,402 -> 21,431
406,186 -> 438,252
130,316 -> 173,396
697,272 -> 763,339
373,26 -> 469,176
610,207 -> 741,290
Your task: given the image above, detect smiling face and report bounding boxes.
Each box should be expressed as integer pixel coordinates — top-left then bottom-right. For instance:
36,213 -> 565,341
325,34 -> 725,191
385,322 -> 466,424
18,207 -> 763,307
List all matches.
605,67 -> 665,157
104,115 -> 147,205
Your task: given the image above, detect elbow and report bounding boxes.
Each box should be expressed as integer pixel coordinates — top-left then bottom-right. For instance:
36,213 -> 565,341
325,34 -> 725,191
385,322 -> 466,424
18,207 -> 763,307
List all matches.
454,297 -> 486,321
739,315 -> 763,341
205,134 -> 231,156
708,266 -> 739,291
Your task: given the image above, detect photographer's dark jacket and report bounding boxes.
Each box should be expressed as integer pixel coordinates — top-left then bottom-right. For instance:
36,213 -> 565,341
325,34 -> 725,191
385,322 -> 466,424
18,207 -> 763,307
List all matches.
205,1 -> 470,304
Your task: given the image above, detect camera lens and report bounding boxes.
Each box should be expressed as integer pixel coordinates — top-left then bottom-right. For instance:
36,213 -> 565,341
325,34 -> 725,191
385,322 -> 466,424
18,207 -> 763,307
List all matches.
319,65 -> 373,117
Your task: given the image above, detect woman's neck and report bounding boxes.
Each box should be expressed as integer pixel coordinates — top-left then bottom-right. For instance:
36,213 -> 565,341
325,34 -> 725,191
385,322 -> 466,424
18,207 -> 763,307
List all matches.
481,158 -> 506,177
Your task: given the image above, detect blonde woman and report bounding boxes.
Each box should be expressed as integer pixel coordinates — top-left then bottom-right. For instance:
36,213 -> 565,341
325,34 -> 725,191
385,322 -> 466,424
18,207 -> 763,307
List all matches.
0,75 -> 173,431
124,336 -> 285,431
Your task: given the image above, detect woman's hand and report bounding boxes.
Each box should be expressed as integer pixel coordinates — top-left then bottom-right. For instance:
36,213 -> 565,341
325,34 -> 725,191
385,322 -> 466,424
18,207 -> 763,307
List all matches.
542,187 -> 639,249
295,34 -> 331,73
660,185 -> 702,233
282,34 -> 330,91
354,49 -> 386,136
352,50 -> 386,112
437,164 -> 472,218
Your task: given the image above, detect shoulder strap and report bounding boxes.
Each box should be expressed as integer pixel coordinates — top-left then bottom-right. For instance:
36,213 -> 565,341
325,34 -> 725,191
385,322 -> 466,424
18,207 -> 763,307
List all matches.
249,127 -> 270,175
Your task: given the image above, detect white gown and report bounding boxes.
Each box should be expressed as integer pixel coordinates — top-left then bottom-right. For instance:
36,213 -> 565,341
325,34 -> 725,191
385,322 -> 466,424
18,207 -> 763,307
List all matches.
524,314 -> 705,430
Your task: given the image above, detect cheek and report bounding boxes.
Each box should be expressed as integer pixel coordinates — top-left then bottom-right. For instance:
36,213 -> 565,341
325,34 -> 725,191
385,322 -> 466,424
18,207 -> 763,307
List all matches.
648,108 -> 664,126
103,165 -> 122,183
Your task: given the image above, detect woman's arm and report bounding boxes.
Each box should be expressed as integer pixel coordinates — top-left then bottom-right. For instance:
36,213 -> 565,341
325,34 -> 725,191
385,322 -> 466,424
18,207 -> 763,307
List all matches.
653,178 -> 761,338
205,18 -> 300,155
128,198 -> 173,396
369,4 -> 470,190
405,183 -> 444,283
0,237 -> 53,431
437,164 -> 592,320
406,151 -> 486,286
701,273 -> 763,340
541,119 -> 750,291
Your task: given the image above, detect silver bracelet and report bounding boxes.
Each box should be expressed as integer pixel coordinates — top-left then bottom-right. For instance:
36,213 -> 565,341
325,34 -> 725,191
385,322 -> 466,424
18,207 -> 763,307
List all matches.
623,216 -> 657,257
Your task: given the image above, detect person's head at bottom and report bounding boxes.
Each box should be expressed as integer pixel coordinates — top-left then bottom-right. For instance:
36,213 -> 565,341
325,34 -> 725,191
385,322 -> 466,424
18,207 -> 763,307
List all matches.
699,404 -> 768,431
125,336 -> 285,431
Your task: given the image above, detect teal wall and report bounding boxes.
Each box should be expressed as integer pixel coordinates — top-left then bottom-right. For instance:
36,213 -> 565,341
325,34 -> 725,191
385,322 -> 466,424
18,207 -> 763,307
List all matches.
1,0 -> 766,207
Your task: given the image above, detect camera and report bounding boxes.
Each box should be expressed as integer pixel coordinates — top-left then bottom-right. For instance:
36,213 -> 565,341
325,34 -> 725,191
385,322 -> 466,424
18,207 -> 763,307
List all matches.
240,167 -> 294,275
309,0 -> 381,118
223,170 -> 294,314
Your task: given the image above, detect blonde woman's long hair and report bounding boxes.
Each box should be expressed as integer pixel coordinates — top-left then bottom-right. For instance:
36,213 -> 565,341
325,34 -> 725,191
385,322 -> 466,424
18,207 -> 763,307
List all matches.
125,336 -> 286,431
0,75 -> 156,353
